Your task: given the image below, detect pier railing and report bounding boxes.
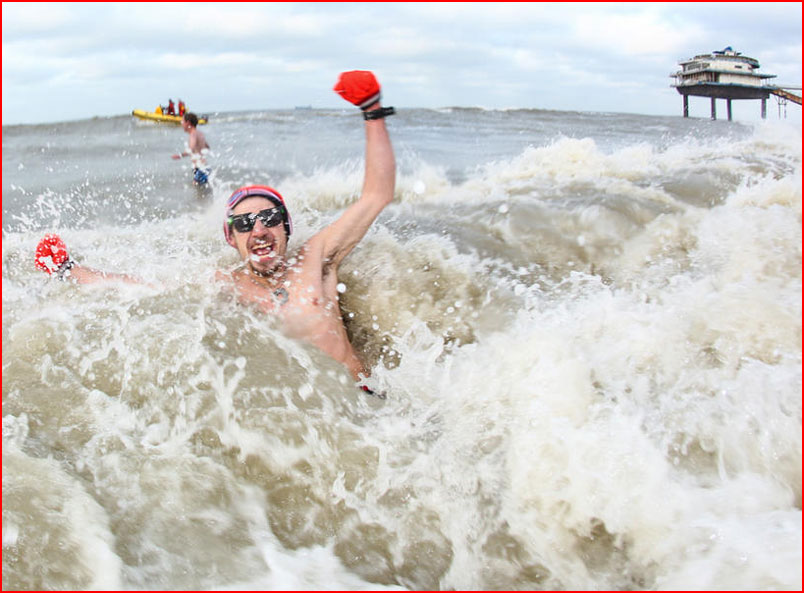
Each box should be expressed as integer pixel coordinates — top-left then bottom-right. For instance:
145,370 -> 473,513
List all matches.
769,87 -> 802,105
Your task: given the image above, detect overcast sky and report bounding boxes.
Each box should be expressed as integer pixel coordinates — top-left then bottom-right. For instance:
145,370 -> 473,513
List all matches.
2,2 -> 802,125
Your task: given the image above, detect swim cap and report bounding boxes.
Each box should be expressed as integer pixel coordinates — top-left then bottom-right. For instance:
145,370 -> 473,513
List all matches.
223,185 -> 293,246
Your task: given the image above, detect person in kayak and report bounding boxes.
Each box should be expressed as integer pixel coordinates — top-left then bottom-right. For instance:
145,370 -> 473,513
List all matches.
35,70 -> 396,389
173,112 -> 211,185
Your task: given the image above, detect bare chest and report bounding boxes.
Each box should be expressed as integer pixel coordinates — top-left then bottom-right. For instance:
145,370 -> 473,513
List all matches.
232,269 -> 343,338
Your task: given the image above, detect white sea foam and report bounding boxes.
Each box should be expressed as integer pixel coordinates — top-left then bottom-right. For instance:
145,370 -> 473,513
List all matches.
3,109 -> 800,590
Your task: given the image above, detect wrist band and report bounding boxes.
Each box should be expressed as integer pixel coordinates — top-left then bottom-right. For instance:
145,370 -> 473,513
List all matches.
360,97 -> 380,111
56,258 -> 74,281
363,107 -> 395,121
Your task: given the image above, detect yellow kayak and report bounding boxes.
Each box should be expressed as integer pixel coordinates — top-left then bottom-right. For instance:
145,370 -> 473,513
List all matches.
132,109 -> 208,125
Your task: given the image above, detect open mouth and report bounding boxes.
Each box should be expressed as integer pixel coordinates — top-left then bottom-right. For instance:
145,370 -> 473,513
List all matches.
249,238 -> 276,262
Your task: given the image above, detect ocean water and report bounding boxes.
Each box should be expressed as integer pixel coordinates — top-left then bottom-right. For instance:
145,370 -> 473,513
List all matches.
2,107 -> 801,590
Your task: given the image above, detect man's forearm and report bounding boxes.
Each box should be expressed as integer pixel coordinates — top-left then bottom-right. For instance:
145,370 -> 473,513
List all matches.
362,106 -> 396,205
68,265 -> 144,285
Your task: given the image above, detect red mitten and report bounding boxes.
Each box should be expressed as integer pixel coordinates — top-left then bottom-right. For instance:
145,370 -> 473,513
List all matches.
333,70 -> 381,110
35,233 -> 72,275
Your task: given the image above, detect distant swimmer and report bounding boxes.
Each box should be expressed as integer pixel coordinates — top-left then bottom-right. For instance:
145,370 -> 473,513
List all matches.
172,112 -> 211,185
35,71 -> 396,393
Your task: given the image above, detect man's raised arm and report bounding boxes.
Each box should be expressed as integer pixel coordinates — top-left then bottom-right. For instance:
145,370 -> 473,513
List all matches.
315,71 -> 396,268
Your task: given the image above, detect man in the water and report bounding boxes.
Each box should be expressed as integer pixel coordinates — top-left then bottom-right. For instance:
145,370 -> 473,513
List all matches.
172,112 -> 211,185
35,71 -> 395,387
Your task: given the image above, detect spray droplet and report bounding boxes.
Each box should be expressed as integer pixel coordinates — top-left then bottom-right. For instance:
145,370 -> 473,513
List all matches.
298,384 -> 313,400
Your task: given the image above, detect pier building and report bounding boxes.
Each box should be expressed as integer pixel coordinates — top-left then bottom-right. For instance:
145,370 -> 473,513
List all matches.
672,47 -> 801,120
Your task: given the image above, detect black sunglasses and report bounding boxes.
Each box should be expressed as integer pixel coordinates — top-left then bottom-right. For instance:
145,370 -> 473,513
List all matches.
228,207 -> 285,233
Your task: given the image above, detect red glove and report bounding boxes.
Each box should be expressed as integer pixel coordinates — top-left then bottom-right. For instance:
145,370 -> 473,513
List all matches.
35,234 -> 72,275
333,70 -> 381,110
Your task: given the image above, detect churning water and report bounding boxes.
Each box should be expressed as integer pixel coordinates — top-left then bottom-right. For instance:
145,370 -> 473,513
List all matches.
2,107 -> 801,589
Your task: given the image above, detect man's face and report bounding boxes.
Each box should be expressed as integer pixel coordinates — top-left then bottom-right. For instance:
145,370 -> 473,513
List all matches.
230,196 -> 288,276
181,119 -> 191,132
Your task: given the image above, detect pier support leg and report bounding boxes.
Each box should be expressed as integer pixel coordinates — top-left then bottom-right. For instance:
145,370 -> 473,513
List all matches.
727,99 -> 733,121
761,98 -> 767,119
683,95 -> 689,118
710,98 -> 717,120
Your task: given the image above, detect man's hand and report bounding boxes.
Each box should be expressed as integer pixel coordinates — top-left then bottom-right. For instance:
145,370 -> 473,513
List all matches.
333,70 -> 382,110
35,234 -> 72,275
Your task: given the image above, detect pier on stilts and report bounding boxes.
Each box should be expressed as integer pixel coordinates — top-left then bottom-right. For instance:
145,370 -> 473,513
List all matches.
671,47 -> 801,120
